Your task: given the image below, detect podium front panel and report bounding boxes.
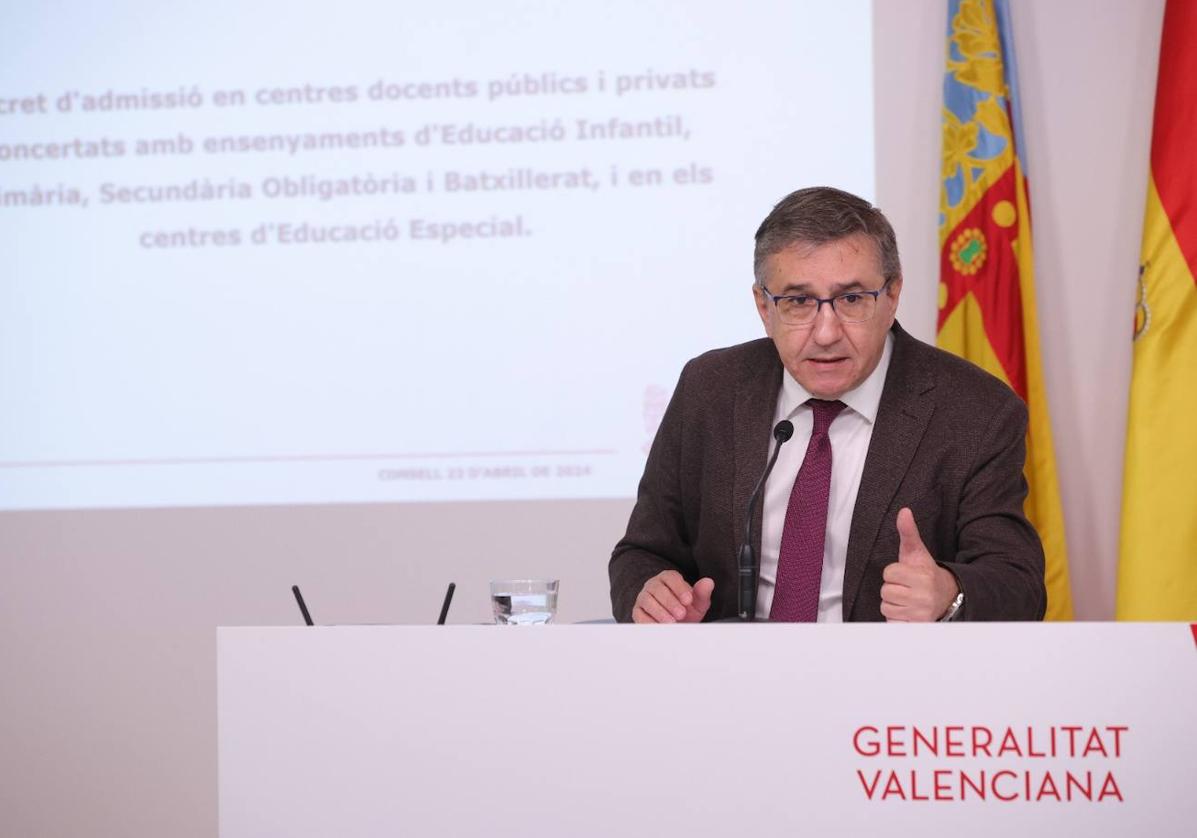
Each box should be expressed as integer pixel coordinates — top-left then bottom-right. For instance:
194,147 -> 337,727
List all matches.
218,624 -> 1197,837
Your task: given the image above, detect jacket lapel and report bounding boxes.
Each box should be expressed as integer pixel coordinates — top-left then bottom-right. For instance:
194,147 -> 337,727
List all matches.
732,343 -> 782,563
842,325 -> 936,619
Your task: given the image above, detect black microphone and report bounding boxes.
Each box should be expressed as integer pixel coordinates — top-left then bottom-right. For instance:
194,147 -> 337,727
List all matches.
736,419 -> 794,621
436,582 -> 456,625
291,584 -> 314,626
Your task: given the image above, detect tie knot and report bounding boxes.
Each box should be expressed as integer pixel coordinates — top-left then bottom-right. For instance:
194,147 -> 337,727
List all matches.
807,398 -> 847,434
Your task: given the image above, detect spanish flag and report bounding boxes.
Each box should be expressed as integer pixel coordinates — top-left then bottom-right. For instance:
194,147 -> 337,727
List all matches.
1118,0 -> 1197,620
937,0 -> 1073,619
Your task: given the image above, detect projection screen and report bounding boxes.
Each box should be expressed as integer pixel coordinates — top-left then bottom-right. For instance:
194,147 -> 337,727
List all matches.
0,0 -> 874,511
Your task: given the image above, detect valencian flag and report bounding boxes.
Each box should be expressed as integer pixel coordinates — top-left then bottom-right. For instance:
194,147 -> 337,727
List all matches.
1118,0 -> 1197,620
937,0 -> 1073,619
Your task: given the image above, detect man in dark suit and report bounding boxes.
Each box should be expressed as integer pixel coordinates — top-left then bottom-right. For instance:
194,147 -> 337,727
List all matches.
609,187 -> 1046,623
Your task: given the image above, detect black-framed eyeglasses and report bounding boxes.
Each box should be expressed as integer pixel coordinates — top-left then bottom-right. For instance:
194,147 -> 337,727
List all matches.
758,277 -> 895,326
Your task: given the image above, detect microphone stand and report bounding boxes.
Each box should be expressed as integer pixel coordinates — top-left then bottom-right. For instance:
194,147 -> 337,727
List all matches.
716,420 -> 793,622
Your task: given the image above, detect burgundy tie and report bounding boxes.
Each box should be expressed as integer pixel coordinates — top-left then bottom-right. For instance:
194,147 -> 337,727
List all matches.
770,398 -> 847,622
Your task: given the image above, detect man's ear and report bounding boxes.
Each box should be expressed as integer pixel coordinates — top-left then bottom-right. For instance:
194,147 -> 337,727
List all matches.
753,284 -> 773,336
885,276 -> 903,312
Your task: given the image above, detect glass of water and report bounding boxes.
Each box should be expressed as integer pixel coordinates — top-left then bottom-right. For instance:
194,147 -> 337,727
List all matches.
490,579 -> 559,625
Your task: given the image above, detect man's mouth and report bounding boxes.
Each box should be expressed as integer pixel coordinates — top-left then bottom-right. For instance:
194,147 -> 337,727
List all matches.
807,357 -> 847,366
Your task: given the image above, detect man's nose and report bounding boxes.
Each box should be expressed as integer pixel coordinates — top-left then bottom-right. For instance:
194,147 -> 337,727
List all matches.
811,300 -> 843,344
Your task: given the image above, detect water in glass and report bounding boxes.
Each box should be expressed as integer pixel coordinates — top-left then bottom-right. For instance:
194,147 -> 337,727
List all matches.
490,579 -> 558,625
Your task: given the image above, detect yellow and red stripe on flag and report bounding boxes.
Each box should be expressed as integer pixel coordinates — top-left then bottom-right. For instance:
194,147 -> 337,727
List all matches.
1118,0 -> 1197,620
937,0 -> 1073,619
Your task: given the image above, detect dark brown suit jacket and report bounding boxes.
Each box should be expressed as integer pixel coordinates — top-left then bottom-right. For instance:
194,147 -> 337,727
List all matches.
609,323 -> 1046,622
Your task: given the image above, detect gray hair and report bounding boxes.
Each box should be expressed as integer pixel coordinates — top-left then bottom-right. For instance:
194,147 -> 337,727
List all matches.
753,186 -> 901,284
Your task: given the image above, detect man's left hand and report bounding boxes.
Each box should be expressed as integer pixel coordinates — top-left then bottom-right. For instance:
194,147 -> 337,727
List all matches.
880,507 -> 960,622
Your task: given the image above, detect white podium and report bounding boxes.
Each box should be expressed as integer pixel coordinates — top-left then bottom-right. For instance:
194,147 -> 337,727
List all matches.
218,623 -> 1197,837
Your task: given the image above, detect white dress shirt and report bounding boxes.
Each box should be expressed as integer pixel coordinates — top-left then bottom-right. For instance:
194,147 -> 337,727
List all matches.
755,334 -> 894,622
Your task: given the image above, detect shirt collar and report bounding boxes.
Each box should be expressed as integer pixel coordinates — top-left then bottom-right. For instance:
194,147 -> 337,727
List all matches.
777,332 -> 893,425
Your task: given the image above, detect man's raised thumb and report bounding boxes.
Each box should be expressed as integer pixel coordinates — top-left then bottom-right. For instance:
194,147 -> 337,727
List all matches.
897,507 -> 932,564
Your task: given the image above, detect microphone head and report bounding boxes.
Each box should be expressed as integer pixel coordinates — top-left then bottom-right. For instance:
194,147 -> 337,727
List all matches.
773,419 -> 794,442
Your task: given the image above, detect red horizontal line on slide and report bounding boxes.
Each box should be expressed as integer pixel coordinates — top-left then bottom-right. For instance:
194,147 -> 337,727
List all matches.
0,450 -> 618,469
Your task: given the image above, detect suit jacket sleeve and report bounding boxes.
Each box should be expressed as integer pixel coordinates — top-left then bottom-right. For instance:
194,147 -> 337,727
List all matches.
940,392 -> 1046,621
609,360 -> 701,622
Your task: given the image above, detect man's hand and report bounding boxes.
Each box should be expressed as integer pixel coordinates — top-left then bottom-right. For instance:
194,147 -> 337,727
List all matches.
880,507 -> 960,622
632,571 -> 714,623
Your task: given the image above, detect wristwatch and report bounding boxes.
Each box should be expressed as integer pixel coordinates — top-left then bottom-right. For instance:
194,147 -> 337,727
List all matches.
939,590 -> 965,622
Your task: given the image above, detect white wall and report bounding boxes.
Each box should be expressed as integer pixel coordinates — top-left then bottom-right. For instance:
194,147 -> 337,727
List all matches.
0,2 -> 1167,836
